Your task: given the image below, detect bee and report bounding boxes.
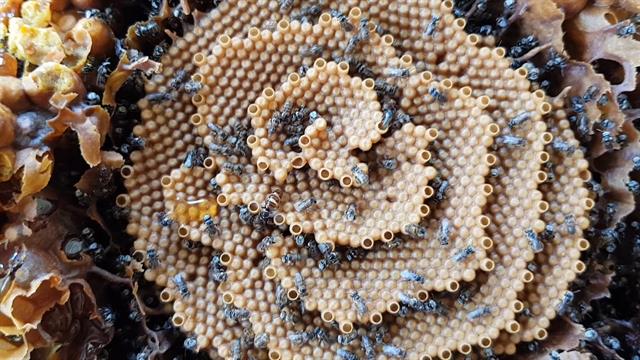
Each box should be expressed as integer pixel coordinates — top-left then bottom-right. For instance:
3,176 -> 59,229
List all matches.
279,308 -> 299,323
135,20 -> 162,41
183,337 -> 198,352
231,338 -> 241,360
344,19 -> 369,53
203,215 -> 219,236
337,349 -> 358,360
222,162 -> 243,175
209,254 -> 227,282
294,198 -> 317,212
295,272 -> 307,296
344,203 -> 357,221
426,298 -> 448,316
96,59 -> 113,87
146,247 -> 160,269
361,334 -> 376,360
434,179 -> 449,203
292,4 -> 322,23
279,0 -> 293,11
223,304 -> 250,321
0,247 -> 26,297
207,123 -> 228,141
490,166 -> 502,177
351,166 -> 369,185
380,100 -> 397,130
617,23 -> 636,37
284,136 -> 301,148
583,85 -> 599,103
522,62 -> 540,81
398,292 -> 423,311
300,44 -> 323,57
183,147 -> 208,168
254,333 -> 269,349
573,113 -> 590,140
209,178 -> 221,192
627,180 -> 640,195
404,224 -> 428,239
288,331 -> 314,345
275,284 -> 288,309
496,16 -> 509,29
394,110 -> 412,129
584,328 -> 598,342
351,291 -> 368,315
345,248 -> 365,261
601,131 -> 615,150
633,156 -> 640,171
525,229 -> 544,253
183,80 -> 203,94
509,35 -> 538,58
457,286 -> 475,305
209,143 -> 236,156
497,135 -> 527,147
263,191 -> 281,212
564,215 -> 576,235
467,306 -> 492,320
294,234 -> 306,247
540,223 -> 555,241
298,64 -> 309,76
156,211 -> 173,227
401,270 -> 425,284
169,69 -> 189,90
551,138 -> 576,154
282,252 -> 303,265
312,327 -> 329,344
428,87 -> 447,103
257,236 -> 277,253
543,49 -> 567,72
330,9 -> 354,31
556,291 -> 574,315
337,331 -> 357,345
438,219 -> 451,246
379,157 -> 398,170
508,111 -> 532,128
357,18 -> 370,41
618,93 -> 632,110
172,274 -> 190,298
385,67 -> 411,78
269,101 -> 293,135
82,55 -> 98,74
147,92 -> 175,103
424,15 -> 441,36
382,344 -> 406,358
453,245 -> 476,262
241,327 -> 255,349
318,251 -> 340,271
258,258 -> 271,272
374,79 -> 399,97
352,58 -> 376,79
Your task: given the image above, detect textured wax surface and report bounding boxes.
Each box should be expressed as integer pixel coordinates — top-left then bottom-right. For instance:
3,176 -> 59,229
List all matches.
119,0 -> 593,359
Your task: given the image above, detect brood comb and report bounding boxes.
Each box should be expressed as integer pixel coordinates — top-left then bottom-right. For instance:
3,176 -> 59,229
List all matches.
119,1 -> 592,358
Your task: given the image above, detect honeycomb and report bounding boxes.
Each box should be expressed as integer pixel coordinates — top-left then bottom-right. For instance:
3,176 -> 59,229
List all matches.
120,0 -> 593,358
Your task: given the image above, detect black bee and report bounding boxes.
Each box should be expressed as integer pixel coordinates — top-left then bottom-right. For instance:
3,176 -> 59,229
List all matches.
146,247 -> 160,269
330,9 -> 354,31
424,15 -> 441,36
203,215 -> 219,236
172,274 -> 190,298
169,69 -> 189,90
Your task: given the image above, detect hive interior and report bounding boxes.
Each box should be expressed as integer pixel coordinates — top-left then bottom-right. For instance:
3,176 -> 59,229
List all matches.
119,1 -> 593,359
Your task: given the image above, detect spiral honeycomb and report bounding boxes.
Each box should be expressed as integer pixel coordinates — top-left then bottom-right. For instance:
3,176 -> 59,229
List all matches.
120,0 -> 592,358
